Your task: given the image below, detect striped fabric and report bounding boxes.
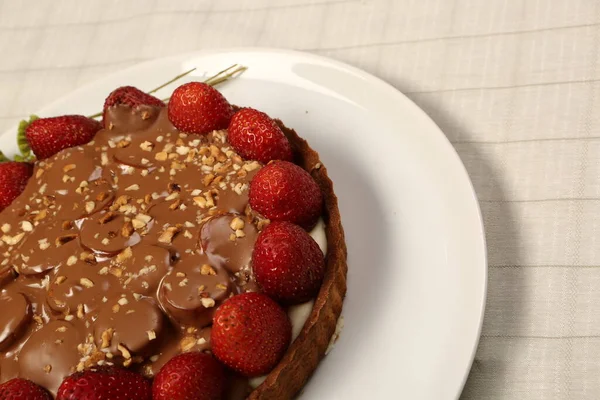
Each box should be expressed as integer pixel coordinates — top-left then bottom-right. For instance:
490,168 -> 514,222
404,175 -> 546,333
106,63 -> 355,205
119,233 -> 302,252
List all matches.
1,0 -> 599,398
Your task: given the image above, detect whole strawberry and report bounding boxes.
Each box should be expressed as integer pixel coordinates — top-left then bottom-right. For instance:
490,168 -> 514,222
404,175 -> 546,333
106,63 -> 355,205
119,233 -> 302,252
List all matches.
228,108 -> 292,163
253,221 -> 325,304
249,160 -> 323,229
168,82 -> 233,135
25,115 -> 102,160
56,366 -> 151,400
211,292 -> 291,377
102,86 -> 165,126
0,161 -> 33,212
153,352 -> 226,400
0,378 -> 52,400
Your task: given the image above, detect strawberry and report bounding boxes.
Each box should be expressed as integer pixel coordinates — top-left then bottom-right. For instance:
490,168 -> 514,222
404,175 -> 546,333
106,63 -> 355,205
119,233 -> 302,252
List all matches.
25,115 -> 102,160
56,366 -> 151,400
168,82 -> 233,135
249,160 -> 323,229
0,378 -> 52,400
253,221 -> 325,304
102,86 -> 165,126
228,108 -> 292,163
211,292 -> 291,377
152,352 -> 226,400
0,161 -> 33,212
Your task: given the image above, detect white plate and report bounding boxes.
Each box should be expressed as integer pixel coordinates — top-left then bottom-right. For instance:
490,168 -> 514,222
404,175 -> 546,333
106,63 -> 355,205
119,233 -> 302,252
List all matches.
0,48 -> 487,400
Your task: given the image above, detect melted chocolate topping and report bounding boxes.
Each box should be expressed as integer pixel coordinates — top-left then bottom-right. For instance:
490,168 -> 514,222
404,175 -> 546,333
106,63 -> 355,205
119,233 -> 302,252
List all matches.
0,105 -> 267,396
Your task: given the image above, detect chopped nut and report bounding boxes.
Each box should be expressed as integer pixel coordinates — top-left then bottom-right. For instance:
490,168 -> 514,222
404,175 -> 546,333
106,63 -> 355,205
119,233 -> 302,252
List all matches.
193,196 -> 207,208
56,326 -> 67,333
112,304 -> 120,313
118,297 -> 129,306
2,232 -> 25,246
62,164 -> 76,173
77,304 -> 85,319
0,224 -> 10,233
200,264 -> 216,276
125,184 -> 140,191
21,221 -> 33,232
158,226 -> 181,244
85,201 -> 96,214
116,247 -> 133,263
80,278 -> 94,288
131,219 -> 145,229
201,298 -> 215,308
165,191 -> 180,201
38,238 -> 50,250
235,229 -> 245,238
33,209 -> 48,221
178,278 -> 189,287
176,146 -> 190,155
121,221 -> 134,237
155,152 -> 168,161
229,233 -> 236,241
116,139 -> 131,148
80,251 -> 97,264
44,364 -> 52,373
203,173 -> 215,187
230,217 -> 245,230
140,141 -> 154,151
55,276 -> 67,284
117,343 -> 131,359
169,199 -> 182,210
96,191 -> 109,202
66,256 -> 78,266
113,195 -> 131,208
56,233 -> 77,247
147,330 -> 157,341
101,328 -> 114,349
179,336 -> 196,352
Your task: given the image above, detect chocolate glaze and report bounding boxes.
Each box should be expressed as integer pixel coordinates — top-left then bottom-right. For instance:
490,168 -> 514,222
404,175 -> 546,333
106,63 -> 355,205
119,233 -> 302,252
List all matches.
0,105 -> 268,397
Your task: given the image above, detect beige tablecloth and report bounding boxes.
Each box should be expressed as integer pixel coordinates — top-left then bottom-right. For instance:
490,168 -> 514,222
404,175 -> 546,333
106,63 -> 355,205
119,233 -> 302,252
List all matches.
1,0 -> 599,398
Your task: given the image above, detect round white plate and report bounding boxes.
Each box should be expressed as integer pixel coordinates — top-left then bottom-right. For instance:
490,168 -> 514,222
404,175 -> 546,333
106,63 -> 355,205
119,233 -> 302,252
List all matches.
1,48 -> 486,400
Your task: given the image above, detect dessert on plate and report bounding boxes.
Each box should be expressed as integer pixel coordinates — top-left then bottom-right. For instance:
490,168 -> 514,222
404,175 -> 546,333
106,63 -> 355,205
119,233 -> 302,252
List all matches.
0,69 -> 347,400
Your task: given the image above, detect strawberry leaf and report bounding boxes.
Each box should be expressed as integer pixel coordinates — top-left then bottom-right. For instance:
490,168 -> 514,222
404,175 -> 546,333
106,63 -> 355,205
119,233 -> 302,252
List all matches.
17,115 -> 37,160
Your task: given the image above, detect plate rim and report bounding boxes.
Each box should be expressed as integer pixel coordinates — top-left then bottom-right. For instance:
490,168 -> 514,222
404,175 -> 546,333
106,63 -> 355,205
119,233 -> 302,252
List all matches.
0,47 -> 487,399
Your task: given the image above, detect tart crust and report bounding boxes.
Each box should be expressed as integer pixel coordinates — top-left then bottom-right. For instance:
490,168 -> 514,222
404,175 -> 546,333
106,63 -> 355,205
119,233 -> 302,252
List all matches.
249,122 -> 348,399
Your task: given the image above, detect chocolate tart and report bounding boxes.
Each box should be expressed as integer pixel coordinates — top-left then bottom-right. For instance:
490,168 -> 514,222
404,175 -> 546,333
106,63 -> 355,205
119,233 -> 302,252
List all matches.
0,105 -> 347,399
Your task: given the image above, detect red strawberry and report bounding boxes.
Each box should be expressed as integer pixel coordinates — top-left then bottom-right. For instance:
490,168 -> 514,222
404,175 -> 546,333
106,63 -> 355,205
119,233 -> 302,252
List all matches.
0,162 -> 33,212
56,365 -> 151,400
168,82 -> 233,135
253,221 -> 325,304
249,160 -> 323,229
0,378 -> 52,400
25,116 -> 102,160
228,108 -> 292,163
102,86 -> 165,126
211,293 -> 291,377
152,352 -> 226,400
